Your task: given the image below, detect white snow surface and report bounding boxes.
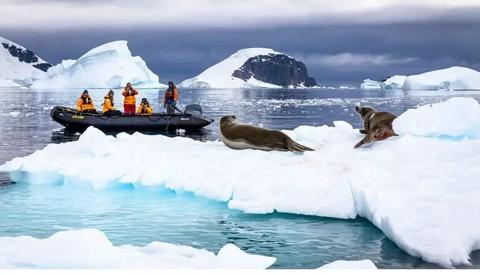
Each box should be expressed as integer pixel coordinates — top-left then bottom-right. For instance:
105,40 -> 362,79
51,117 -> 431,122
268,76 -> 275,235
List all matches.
319,260 -> 377,269
179,48 -> 283,89
2,97 -> 480,267
31,40 -> 165,89
0,229 -> 275,268
0,35 -> 48,86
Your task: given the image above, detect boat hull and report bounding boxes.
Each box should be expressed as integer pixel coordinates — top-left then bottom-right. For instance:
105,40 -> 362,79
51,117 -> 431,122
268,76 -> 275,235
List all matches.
50,106 -> 214,132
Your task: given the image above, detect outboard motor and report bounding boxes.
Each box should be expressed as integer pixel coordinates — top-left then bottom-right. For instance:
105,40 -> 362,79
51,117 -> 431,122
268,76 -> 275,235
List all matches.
184,104 -> 203,115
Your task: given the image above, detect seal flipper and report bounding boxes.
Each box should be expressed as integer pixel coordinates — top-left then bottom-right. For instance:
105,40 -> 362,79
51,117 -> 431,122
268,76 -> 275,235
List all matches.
286,139 -> 314,152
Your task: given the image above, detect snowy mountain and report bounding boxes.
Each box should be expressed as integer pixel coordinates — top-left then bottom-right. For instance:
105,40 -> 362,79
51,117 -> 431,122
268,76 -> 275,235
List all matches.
0,35 -> 52,87
179,48 -> 317,89
32,40 -> 165,89
361,66 -> 480,91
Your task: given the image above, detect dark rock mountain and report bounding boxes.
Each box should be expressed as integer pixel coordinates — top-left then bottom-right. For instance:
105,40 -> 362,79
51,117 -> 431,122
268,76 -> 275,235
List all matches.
1,42 -> 52,72
232,54 -> 317,87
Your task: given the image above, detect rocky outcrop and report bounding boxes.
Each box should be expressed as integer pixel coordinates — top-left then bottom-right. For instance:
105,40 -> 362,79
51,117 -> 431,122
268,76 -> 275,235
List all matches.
1,42 -> 52,72
232,54 -> 316,87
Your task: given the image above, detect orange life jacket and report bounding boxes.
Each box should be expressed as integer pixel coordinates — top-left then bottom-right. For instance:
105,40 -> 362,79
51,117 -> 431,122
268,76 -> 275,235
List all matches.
77,96 -> 95,111
122,87 -> 138,105
164,87 -> 178,103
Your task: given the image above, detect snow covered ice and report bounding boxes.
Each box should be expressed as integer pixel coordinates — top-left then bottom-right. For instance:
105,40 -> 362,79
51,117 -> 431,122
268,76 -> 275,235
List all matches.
2,97 -> 480,267
0,229 -> 275,268
361,66 -> 480,91
31,41 -> 164,89
319,259 -> 377,269
403,66 -> 480,91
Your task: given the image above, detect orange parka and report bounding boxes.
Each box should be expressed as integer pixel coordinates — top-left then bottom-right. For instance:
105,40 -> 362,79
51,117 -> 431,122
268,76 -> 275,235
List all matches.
137,104 -> 153,114
102,96 -> 115,113
122,87 -> 138,105
76,96 -> 95,112
164,87 -> 178,103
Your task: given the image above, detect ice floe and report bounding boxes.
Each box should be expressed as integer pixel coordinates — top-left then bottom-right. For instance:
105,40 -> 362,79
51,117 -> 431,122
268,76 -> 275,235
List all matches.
0,229 -> 275,268
1,97 -> 480,267
319,259 -> 377,269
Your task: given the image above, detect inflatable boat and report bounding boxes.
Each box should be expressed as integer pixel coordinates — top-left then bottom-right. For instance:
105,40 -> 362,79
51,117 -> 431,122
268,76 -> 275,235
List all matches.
50,104 -> 214,132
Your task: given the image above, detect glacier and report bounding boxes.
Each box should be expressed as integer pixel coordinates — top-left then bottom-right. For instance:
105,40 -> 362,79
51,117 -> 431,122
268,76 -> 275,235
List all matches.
361,67 -> 480,91
31,41 -> 165,89
0,229 -> 275,268
179,48 -> 289,89
1,97 -> 480,267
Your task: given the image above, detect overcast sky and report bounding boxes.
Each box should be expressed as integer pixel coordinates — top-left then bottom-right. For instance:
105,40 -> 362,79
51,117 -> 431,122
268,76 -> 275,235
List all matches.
1,0 -> 479,85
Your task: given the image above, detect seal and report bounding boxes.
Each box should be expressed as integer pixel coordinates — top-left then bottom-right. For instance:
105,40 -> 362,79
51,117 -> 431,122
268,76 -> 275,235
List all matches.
219,115 -> 314,152
354,105 -> 398,148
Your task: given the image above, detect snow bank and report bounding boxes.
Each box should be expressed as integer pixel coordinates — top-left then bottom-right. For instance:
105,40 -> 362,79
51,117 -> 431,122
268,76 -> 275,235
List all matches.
179,48 -> 283,89
0,229 -> 275,268
31,41 -> 164,89
403,67 -> 480,91
319,260 -> 377,269
2,97 -> 480,267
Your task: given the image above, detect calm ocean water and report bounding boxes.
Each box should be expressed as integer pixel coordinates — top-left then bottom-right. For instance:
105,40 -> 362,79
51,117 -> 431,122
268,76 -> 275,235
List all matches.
1,87 -> 479,268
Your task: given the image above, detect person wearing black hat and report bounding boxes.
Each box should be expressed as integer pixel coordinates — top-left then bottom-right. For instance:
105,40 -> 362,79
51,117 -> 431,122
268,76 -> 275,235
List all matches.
76,90 -> 96,113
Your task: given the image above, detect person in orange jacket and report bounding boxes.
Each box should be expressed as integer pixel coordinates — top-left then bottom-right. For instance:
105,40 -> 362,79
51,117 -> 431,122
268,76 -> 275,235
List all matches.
136,98 -> 153,114
102,90 -> 122,115
164,81 -> 181,114
76,90 -> 96,113
122,82 -> 138,115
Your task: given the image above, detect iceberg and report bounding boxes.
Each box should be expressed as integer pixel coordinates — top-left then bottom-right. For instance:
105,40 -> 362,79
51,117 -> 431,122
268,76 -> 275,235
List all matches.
402,66 -> 480,91
0,229 -> 275,268
2,97 -> 480,267
383,75 -> 407,90
363,67 -> 480,91
360,79 -> 381,90
31,41 -> 165,89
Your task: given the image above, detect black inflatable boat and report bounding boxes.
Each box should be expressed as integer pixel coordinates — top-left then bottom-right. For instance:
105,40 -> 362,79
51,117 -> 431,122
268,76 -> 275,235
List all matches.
50,104 -> 214,132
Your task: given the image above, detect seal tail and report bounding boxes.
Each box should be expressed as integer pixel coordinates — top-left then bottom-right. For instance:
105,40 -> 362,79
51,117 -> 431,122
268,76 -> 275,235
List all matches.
286,139 -> 314,152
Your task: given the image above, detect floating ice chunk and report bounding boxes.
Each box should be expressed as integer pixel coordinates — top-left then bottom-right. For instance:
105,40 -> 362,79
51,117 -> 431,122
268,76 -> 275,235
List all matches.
360,79 -> 381,90
319,259 -> 377,269
0,229 -> 275,268
393,97 -> 480,138
2,98 -> 480,267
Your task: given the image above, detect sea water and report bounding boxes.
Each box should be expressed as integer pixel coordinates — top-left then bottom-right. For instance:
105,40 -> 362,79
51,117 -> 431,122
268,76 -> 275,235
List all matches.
0,87 -> 479,268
